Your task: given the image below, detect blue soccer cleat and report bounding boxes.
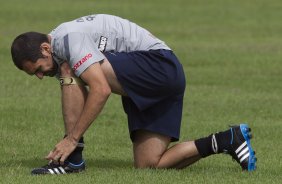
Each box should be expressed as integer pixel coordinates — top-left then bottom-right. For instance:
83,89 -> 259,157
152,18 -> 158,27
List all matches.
31,160 -> 85,175
227,124 -> 257,171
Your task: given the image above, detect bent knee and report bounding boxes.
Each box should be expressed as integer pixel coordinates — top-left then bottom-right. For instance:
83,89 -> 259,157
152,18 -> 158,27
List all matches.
134,157 -> 161,169
133,130 -> 171,169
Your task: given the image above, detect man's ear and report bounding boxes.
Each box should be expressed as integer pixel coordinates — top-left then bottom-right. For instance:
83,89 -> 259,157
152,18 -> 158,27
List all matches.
40,42 -> 51,57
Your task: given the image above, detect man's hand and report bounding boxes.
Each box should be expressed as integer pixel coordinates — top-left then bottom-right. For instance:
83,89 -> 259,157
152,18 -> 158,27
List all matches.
46,136 -> 78,164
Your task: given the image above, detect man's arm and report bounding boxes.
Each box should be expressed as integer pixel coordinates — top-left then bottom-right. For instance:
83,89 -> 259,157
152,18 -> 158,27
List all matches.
47,61 -> 111,163
60,62 -> 88,135
69,61 -> 111,140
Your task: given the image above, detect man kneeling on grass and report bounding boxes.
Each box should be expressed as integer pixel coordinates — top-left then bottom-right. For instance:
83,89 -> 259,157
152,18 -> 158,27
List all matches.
11,14 -> 257,175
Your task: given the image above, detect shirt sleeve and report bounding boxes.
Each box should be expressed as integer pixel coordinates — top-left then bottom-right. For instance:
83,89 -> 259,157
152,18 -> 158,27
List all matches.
64,32 -> 105,77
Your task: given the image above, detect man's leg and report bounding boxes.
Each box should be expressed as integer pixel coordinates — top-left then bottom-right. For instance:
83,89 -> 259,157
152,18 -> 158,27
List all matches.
133,130 -> 201,169
133,124 -> 257,171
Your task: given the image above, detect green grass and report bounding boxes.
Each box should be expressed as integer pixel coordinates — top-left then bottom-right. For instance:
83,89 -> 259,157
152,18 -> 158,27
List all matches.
1,0 -> 282,183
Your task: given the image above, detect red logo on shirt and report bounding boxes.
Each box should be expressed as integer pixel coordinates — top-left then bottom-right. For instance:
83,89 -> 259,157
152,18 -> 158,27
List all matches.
73,53 -> 93,71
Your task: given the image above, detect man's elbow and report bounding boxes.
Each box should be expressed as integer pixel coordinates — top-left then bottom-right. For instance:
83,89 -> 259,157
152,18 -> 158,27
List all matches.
88,80 -> 112,100
101,85 -> 111,98
94,84 -> 111,100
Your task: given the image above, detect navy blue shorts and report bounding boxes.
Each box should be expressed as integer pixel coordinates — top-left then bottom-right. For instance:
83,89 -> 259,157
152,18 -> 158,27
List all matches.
104,49 -> 186,142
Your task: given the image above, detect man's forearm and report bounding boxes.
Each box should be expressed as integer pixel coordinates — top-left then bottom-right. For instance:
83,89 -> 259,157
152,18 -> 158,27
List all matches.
61,84 -> 88,135
68,85 -> 111,142
60,62 -> 88,135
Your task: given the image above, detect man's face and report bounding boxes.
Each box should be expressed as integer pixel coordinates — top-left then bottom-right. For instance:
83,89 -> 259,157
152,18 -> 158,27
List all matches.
22,43 -> 58,79
22,58 -> 57,79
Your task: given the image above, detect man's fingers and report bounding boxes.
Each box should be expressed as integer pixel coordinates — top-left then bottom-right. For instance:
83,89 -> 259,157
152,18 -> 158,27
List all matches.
45,151 -> 54,160
45,150 -> 62,161
44,138 -> 77,164
60,154 -> 68,165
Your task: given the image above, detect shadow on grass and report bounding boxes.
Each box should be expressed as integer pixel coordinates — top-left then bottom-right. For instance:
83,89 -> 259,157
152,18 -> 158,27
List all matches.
85,158 -> 133,169
0,157 -> 47,169
0,157 -> 133,170
0,156 -> 263,175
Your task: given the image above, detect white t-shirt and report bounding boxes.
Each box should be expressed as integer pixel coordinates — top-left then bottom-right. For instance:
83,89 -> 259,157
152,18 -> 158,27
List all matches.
49,14 -> 171,77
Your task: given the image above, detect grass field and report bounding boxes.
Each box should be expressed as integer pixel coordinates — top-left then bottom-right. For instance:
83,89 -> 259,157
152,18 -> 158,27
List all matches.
1,0 -> 282,183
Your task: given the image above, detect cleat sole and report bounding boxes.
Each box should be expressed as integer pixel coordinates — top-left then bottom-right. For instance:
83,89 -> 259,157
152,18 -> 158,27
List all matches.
247,133 -> 253,139
239,124 -> 257,171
